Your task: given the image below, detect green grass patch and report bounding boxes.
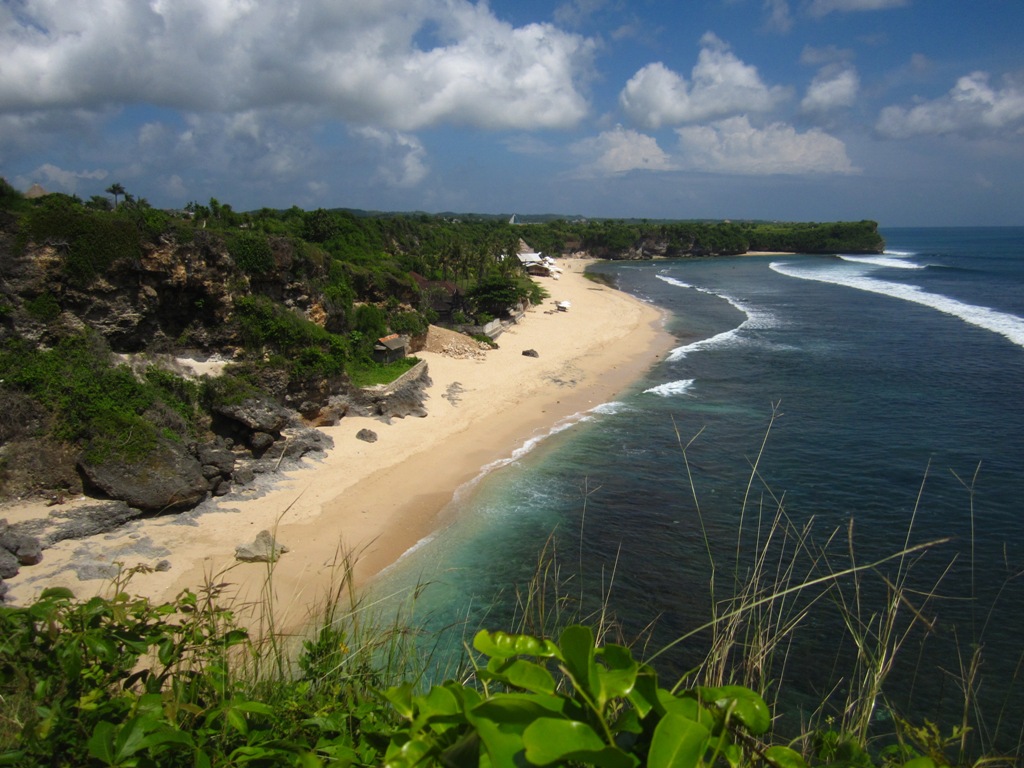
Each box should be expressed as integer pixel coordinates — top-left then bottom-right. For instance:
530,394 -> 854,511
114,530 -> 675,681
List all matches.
347,356 -> 420,388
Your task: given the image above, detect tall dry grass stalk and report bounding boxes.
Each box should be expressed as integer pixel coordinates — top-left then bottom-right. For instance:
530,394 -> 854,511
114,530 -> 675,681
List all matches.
647,407 -> 995,760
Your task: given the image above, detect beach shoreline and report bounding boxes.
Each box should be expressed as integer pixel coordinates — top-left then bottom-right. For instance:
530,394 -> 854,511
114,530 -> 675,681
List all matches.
2,258 -> 674,631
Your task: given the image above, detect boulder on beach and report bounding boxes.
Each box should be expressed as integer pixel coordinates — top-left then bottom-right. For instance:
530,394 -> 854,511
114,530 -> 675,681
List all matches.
235,530 -> 289,563
77,437 -> 209,513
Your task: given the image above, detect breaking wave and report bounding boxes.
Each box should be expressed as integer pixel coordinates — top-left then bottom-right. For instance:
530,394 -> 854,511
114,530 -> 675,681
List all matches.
770,261 -> 1024,349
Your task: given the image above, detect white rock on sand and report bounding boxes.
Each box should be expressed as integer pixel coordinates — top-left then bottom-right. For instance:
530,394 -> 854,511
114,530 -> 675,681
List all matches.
1,258 -> 673,633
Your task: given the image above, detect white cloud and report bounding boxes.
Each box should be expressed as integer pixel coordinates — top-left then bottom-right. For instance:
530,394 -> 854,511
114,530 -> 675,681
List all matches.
808,0 -> 909,16
763,0 -> 793,33
619,34 -> 788,128
802,66 -> 859,113
675,116 -> 856,174
163,174 -> 188,200
21,163 -> 108,194
0,0 -> 595,132
554,0 -> 610,27
572,126 -> 679,176
570,118 -> 854,178
354,127 -> 429,187
0,109 -> 106,157
876,71 -> 1024,138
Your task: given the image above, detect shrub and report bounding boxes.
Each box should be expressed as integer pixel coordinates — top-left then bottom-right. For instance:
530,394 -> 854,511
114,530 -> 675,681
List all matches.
229,231 -> 275,274
24,293 -> 61,322
0,335 -> 156,459
22,200 -> 142,285
466,276 -> 523,317
383,625 -> 806,767
527,281 -> 549,306
0,177 -> 28,213
0,334 -> 205,463
388,309 -> 429,338
200,369 -> 264,409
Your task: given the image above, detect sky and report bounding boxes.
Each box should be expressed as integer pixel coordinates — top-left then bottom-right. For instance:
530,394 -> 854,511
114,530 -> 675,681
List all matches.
2,0 -> 1023,226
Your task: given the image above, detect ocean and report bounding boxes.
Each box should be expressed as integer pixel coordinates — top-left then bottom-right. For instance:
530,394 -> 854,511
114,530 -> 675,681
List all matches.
371,227 -> 1024,749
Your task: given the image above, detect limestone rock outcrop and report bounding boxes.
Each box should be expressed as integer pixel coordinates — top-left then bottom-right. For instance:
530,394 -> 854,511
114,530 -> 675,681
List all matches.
77,437 -> 209,513
235,530 -> 288,563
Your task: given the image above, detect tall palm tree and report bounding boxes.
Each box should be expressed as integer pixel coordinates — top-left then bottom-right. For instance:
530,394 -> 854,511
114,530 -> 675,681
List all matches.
105,182 -> 126,208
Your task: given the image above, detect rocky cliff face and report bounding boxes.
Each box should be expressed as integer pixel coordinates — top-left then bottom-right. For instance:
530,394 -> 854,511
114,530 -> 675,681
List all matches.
0,223 -> 423,499
0,219 -> 437,596
5,228 -> 261,353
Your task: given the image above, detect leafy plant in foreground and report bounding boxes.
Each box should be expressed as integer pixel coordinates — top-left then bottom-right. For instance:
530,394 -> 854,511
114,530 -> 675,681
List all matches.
383,624 -> 808,767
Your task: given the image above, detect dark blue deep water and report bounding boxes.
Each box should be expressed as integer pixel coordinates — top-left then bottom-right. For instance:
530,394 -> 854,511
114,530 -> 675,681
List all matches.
373,227 -> 1024,748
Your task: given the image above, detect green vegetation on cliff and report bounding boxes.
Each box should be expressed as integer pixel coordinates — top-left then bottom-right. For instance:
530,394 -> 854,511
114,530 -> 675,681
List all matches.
0,178 -> 883,496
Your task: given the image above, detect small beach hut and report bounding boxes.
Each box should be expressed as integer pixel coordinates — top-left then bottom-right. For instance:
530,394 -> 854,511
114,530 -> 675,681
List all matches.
373,334 -> 407,363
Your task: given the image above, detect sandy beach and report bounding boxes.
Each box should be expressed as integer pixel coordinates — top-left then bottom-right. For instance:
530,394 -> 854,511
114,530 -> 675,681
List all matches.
2,258 -> 673,631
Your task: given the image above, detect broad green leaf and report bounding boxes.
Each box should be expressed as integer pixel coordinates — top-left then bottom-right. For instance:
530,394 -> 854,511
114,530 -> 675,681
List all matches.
501,659 -> 557,694
444,681 -> 482,712
83,634 -> 118,662
659,691 -> 712,729
612,707 -> 643,736
473,693 -> 567,723
293,752 -> 325,768
384,683 -> 416,719
699,685 -> 771,734
384,736 -> 433,768
901,759 -> 938,768
648,712 -> 709,768
87,721 -> 116,764
223,629 -> 249,647
134,729 -> 194,753
626,667 -> 661,719
469,714 -> 527,766
596,644 -> 639,705
421,685 -> 461,717
227,700 -> 275,717
157,637 -> 176,666
522,718 -> 605,756
522,719 -> 634,768
559,625 -> 598,699
411,685 -> 463,732
473,629 -> 560,660
112,716 -> 153,762
764,745 -> 808,768
39,586 -> 75,600
225,707 -> 248,736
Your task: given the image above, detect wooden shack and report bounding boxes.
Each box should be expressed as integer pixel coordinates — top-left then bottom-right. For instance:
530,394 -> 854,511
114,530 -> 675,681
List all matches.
373,334 -> 407,363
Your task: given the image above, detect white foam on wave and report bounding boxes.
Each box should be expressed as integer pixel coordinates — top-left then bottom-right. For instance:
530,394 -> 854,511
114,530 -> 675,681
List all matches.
656,274 -> 776,360
839,254 -> 924,270
770,261 -> 1024,349
381,531 -> 439,574
667,327 -> 743,362
644,378 -> 696,397
589,400 -> 630,416
884,249 -> 916,257
380,399 -> 627,575
449,399 -> 627,502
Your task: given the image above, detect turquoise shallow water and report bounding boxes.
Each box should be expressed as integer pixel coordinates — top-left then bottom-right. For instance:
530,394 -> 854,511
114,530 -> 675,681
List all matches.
371,227 -> 1024,745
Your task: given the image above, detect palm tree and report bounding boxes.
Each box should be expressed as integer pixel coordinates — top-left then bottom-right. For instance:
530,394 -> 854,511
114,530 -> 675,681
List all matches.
105,183 -> 126,208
